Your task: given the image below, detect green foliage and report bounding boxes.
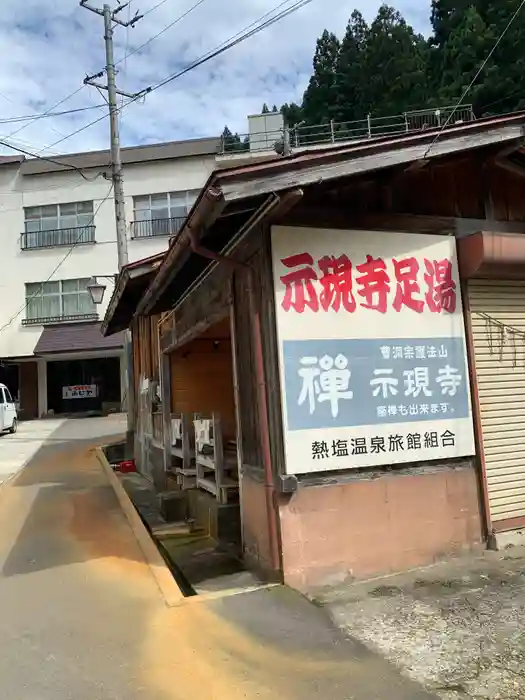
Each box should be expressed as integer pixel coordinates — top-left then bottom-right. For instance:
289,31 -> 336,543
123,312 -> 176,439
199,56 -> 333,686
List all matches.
437,6 -> 493,111
221,126 -> 249,153
360,5 -> 430,116
333,10 -> 368,123
301,29 -> 341,125
225,2 -> 525,141
281,102 -> 303,126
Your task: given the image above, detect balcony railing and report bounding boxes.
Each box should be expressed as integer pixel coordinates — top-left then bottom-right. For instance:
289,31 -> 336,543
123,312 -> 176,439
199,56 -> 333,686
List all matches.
131,217 -> 186,239
22,312 -> 99,326
21,225 -> 96,251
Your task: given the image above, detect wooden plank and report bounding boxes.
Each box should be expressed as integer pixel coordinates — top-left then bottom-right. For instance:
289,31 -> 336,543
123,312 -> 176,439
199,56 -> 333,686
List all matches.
220,126 -> 524,201
151,522 -> 194,538
213,413 -> 226,492
163,308 -> 229,354
280,209 -> 525,236
196,476 -> 218,497
196,454 -> 216,470
161,353 -> 172,476
172,262 -> 232,340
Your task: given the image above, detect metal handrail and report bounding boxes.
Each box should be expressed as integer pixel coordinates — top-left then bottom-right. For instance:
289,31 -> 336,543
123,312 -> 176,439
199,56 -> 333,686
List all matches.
219,104 -> 476,154
21,225 -> 96,250
130,216 -> 186,238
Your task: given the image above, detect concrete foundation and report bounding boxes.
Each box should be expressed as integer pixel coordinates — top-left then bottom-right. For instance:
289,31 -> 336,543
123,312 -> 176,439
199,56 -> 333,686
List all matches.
279,464 -> 483,591
158,490 -> 188,522
188,489 -> 241,548
490,528 -> 525,550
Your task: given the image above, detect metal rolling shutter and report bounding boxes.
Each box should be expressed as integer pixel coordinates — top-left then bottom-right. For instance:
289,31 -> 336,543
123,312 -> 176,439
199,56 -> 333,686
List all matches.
470,279 -> 525,524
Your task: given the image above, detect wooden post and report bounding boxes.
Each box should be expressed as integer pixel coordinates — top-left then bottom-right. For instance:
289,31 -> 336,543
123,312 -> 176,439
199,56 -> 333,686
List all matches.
161,352 -> 172,479
213,413 -> 226,504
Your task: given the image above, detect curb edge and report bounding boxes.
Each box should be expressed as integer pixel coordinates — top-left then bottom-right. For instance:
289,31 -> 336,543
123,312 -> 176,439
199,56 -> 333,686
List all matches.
95,447 -> 185,608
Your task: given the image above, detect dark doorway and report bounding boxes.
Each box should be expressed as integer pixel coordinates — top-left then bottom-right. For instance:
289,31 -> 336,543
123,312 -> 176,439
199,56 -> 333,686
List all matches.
47,357 -> 121,415
19,362 -> 38,420
0,363 -> 19,400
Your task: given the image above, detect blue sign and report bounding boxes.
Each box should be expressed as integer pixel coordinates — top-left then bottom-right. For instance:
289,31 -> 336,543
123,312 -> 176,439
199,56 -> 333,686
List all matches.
282,337 -> 470,432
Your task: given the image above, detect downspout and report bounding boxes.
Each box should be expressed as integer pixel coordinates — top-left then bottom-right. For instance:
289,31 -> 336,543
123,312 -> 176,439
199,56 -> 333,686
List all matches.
186,193 -> 282,574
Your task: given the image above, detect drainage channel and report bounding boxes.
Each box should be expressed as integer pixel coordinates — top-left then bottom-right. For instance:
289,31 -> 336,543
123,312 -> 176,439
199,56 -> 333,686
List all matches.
106,456 -> 197,597
107,452 -> 261,600
133,506 -> 197,598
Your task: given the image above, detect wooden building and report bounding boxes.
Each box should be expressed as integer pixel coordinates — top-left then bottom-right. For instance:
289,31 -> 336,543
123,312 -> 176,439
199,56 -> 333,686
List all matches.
103,112 -> 525,590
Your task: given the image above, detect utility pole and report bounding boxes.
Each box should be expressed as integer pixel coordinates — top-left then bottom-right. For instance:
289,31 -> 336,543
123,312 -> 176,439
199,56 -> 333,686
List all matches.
81,0 -> 143,267
80,0 -> 143,451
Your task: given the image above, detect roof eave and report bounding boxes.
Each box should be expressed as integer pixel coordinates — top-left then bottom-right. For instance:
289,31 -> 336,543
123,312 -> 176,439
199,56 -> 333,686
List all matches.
136,185 -> 225,317
133,113 -> 525,320
216,120 -> 525,202
102,257 -> 163,336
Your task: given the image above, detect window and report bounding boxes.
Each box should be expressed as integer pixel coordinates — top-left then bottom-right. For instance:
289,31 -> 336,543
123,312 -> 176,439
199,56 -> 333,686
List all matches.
4,388 -> 12,403
23,201 -> 95,249
24,278 -> 97,324
132,190 -> 199,237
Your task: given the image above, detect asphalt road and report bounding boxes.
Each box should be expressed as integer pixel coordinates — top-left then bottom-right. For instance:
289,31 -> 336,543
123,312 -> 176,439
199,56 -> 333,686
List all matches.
0,416 -> 437,700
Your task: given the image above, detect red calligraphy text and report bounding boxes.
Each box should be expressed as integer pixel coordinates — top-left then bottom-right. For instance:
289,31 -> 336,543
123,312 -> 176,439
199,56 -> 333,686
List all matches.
424,258 -> 457,313
318,254 -> 356,313
280,253 -> 319,313
392,256 -> 424,313
355,255 -> 390,313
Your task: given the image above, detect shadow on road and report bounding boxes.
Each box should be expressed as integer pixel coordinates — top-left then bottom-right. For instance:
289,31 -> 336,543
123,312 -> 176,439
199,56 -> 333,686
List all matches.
2,421 -> 135,576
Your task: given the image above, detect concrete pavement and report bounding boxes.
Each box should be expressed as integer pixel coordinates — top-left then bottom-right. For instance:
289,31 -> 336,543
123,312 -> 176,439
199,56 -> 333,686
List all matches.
0,418 -> 65,484
0,417 -> 437,700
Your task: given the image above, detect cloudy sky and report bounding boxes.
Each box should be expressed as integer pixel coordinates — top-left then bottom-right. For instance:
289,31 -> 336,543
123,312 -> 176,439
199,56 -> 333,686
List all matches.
0,0 -> 431,156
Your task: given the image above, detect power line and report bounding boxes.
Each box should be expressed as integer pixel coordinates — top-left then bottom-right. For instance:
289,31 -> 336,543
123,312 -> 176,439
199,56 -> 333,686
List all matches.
480,88 -> 525,112
120,0 -> 133,111
0,103 -> 107,126
6,88 -> 89,143
40,97 -> 139,154
116,0 -> 208,65
147,0 -> 314,93
0,89 -> 73,144
14,0 -> 312,156
141,0 -> 172,19
0,137 -> 106,181
0,184 -> 114,335
424,0 -> 525,159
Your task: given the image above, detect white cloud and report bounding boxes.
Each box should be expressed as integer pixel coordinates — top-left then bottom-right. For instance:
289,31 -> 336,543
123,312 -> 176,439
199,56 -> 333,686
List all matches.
0,0 -> 431,155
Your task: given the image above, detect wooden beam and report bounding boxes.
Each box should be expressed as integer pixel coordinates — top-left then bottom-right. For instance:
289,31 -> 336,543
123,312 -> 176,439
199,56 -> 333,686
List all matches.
161,353 -> 172,477
280,208 -> 525,236
220,126 -> 524,201
162,308 -> 229,355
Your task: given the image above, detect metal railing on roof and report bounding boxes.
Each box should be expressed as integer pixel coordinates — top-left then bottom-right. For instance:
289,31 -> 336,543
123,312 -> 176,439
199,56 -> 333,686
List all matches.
219,105 -> 476,155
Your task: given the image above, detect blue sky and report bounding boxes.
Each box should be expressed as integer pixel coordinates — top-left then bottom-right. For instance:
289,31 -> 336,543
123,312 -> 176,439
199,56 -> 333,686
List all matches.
0,0 -> 431,156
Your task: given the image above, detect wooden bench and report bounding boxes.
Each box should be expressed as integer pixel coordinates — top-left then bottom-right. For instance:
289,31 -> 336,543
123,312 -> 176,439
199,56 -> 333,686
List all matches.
193,413 -> 239,504
170,413 -> 196,490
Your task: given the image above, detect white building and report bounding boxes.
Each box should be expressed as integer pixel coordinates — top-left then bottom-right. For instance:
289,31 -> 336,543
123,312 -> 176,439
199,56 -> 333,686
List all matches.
0,137 -> 222,419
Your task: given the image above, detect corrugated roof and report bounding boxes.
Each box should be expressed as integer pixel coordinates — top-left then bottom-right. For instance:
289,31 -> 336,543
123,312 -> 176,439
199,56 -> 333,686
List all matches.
21,136 -> 221,176
137,111 -> 525,317
34,322 -> 124,354
212,111 -> 525,196
0,156 -> 24,165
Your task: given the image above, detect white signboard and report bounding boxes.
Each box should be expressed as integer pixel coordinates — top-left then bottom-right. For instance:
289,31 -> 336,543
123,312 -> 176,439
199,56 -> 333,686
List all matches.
62,384 -> 97,400
271,226 -> 476,475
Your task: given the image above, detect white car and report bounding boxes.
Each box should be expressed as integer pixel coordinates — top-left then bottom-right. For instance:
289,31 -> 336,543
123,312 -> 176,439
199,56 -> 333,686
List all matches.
0,384 -> 17,434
